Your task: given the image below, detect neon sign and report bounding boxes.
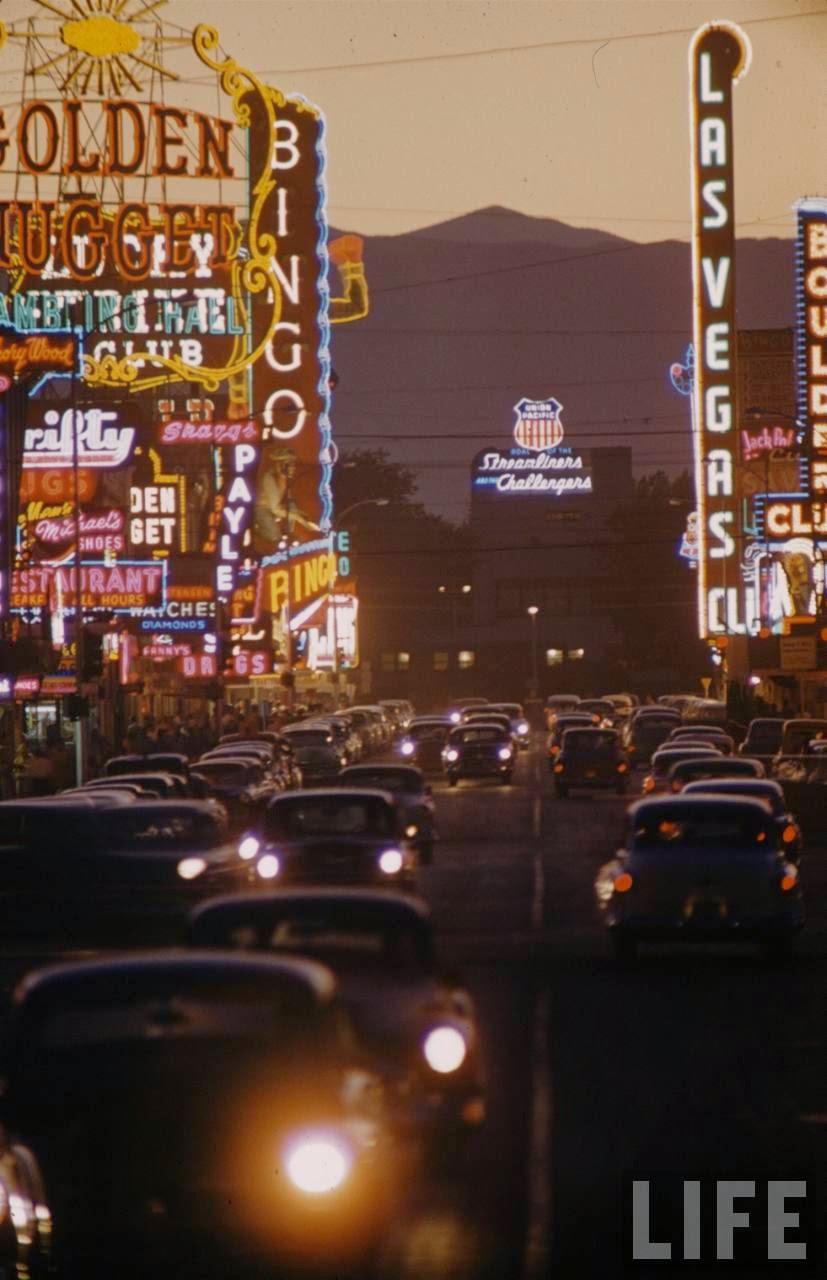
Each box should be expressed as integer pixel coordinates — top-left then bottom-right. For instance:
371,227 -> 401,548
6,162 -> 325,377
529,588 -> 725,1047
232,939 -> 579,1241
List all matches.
513,398 -> 565,452
689,21 -> 751,637
795,199 -> 827,497
23,408 -> 135,469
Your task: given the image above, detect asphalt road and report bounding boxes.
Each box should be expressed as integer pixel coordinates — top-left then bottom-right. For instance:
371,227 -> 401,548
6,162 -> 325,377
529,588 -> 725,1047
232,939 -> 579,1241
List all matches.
1,741 -> 826,1278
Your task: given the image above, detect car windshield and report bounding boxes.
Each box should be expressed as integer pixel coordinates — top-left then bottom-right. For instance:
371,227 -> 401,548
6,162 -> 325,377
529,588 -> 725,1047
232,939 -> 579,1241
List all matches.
564,731 -> 616,751
745,722 -> 784,750
265,796 -> 394,839
211,918 -> 429,971
408,723 -> 448,741
193,761 -> 259,783
453,727 -> 506,744
295,746 -> 337,764
632,811 -> 771,850
343,770 -> 421,793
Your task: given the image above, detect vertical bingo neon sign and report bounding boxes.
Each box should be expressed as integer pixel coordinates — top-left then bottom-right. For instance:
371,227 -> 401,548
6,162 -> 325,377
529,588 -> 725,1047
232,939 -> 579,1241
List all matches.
689,21 -> 751,637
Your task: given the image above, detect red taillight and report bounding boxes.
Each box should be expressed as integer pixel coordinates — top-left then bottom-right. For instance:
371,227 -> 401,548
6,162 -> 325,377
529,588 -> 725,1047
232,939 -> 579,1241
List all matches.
782,824 -> 797,845
617,762 -> 628,773
614,872 -> 634,893
643,777 -> 655,792
554,763 -> 565,774
671,780 -> 682,793
549,744 -> 560,756
780,870 -> 798,892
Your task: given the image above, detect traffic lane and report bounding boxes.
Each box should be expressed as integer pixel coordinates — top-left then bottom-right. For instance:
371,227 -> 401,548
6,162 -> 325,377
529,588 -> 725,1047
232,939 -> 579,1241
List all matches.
541,782 -> 827,1275
382,747 -> 537,1279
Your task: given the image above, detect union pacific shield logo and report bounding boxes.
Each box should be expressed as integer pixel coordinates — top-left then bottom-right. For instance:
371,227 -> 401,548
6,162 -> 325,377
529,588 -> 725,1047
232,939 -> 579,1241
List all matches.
513,397 -> 564,452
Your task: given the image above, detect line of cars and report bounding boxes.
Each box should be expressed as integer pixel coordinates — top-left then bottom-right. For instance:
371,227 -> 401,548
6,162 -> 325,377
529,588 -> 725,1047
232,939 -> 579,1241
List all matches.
584,702 -> 809,963
398,698 -> 529,786
0,696 -> 486,1277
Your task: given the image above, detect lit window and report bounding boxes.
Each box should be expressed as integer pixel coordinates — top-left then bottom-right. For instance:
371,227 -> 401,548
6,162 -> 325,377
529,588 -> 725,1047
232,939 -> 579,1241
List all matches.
546,648 -> 563,666
568,648 -> 585,661
397,652 -> 411,670
433,652 -> 449,672
458,650 -> 475,670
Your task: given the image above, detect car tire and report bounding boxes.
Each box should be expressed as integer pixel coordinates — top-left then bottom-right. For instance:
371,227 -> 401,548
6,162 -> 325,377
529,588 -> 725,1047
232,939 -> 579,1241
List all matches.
555,783 -> 568,798
611,932 -> 637,963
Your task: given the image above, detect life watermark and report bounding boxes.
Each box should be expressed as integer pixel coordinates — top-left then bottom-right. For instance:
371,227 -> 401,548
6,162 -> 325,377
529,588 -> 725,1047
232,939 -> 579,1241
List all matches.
622,1174 -> 818,1268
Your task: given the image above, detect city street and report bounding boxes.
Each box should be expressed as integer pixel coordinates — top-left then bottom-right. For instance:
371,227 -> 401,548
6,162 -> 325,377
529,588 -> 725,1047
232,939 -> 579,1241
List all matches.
3,739 -> 825,1277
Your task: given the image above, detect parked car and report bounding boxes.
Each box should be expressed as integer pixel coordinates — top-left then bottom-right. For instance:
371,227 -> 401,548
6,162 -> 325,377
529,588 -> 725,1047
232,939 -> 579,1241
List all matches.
190,756 -> 283,828
339,764 -> 437,863
595,795 -> 804,960
292,743 -> 347,787
0,953 -> 398,1275
103,754 -> 209,798
187,890 -> 484,1141
552,728 -> 630,797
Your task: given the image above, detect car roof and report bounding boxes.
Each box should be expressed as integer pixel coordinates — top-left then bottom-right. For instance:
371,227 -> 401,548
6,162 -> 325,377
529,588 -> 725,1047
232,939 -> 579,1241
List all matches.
669,757 -> 763,776
194,756 -> 260,768
188,888 -> 431,937
652,746 -> 721,758
628,794 -> 773,822
268,787 -> 395,805
12,950 -> 337,1011
562,726 -> 617,737
682,778 -> 784,798
452,719 -> 509,731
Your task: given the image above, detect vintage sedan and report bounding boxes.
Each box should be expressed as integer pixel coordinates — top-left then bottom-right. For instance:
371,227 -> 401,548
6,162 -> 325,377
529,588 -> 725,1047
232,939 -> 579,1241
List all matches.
620,711 -> 681,767
547,712 -> 598,767
485,702 -> 531,749
552,727 -> 630,797
102,754 -> 210,798
187,891 -> 485,1141
244,789 -> 418,890
682,778 -> 803,862
665,755 -> 765,794
442,723 -> 515,787
0,800 -> 246,942
398,717 -> 452,772
190,756 -> 283,829
292,743 -> 347,787
0,953 -> 397,1276
339,764 -> 437,863
595,795 -> 804,960
641,746 -> 722,795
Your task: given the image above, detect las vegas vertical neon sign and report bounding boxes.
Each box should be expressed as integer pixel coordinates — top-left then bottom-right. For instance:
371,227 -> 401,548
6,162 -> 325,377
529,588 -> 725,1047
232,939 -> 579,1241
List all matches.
689,21 -> 751,637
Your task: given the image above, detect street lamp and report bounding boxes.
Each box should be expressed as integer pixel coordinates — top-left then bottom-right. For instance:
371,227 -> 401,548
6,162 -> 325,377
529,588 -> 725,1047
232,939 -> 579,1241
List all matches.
527,605 -> 539,698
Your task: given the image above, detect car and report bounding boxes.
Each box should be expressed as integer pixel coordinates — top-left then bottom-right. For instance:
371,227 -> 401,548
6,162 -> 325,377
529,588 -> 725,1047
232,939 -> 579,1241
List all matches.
595,795 -> 804,960
378,699 -> 415,730
461,710 -> 516,745
291,742 -> 348,787
102,753 -> 210,798
666,726 -> 735,754
681,778 -> 803,862
447,697 -> 488,726
398,717 -> 452,771
0,800 -> 246,942
0,953 -> 398,1275
190,756 -> 284,828
201,741 -> 276,769
83,771 -> 190,798
665,755 -> 766,794
575,698 -> 616,727
739,717 -> 785,768
547,713 -> 597,767
186,890 -> 485,1141
544,694 -> 581,730
442,723 -> 515,787
641,746 -> 722,795
485,703 -> 531,749
772,719 -> 827,779
243,789 -> 418,890
680,698 -> 728,727
620,711 -> 682,766
551,727 -> 630,797
339,764 -> 437,863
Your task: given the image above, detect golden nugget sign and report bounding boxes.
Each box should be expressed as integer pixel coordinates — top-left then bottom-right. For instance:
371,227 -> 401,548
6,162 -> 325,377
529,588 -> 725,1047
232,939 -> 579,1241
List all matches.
689,21 -> 751,637
0,4 -> 291,394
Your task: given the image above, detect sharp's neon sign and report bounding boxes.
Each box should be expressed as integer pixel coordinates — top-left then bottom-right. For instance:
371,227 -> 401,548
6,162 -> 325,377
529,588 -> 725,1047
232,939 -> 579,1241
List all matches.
689,21 -> 751,637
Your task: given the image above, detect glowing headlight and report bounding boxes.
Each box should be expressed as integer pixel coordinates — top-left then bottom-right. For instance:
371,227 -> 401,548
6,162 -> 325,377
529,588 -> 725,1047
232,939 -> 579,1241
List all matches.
257,854 -> 281,879
518,721 -> 529,735
450,712 -> 461,724
445,748 -> 459,763
238,835 -> 260,861
177,857 -> 206,880
405,823 -> 418,838
401,740 -> 415,757
498,747 -> 513,761
423,1026 -> 467,1074
284,1133 -> 352,1195
379,848 -> 404,874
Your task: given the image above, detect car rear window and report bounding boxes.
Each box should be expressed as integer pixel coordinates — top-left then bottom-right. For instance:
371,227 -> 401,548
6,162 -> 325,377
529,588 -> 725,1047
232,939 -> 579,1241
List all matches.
564,731 -> 617,751
633,813 -> 771,850
408,723 -> 448,741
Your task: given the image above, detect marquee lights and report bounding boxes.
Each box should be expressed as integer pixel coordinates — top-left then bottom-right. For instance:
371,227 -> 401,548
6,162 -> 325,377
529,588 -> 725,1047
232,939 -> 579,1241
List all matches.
689,20 -> 751,637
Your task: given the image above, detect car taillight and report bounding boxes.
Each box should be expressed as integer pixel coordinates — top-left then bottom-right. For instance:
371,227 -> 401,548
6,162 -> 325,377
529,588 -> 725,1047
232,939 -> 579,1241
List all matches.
617,762 -> 628,773
614,872 -> 634,893
553,762 -> 564,773
643,777 -> 655,792
782,824 -> 798,845
671,780 -> 682,793
780,870 -> 798,892
549,744 -> 560,756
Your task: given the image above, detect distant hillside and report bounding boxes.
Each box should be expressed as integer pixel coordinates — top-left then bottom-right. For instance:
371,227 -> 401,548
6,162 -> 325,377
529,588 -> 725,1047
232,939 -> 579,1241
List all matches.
330,210 -> 795,520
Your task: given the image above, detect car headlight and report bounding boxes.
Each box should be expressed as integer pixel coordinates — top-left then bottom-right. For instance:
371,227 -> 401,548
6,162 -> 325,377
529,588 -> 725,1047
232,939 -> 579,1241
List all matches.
498,747 -> 513,761
423,1026 -> 467,1074
401,740 -> 415,757
177,857 -> 207,880
445,748 -> 459,763
238,835 -> 260,861
283,1132 -> 352,1195
450,712 -> 461,724
405,823 -> 418,838
257,854 -> 281,879
518,721 -> 529,735
379,848 -> 403,875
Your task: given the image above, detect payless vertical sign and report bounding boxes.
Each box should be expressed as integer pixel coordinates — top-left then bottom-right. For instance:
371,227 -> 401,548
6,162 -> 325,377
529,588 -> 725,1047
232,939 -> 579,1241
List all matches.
689,22 -> 751,638
795,199 -> 827,501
